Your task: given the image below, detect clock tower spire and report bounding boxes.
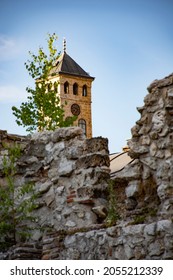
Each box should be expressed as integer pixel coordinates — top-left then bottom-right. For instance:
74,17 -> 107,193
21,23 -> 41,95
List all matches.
63,38 -> 66,53
49,41 -> 95,138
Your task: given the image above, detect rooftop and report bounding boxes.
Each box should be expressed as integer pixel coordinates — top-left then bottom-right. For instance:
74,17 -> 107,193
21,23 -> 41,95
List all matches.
50,52 -> 95,80
110,151 -> 133,178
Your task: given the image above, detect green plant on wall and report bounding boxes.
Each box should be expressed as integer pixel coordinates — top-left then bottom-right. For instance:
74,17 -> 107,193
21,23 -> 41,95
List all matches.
106,180 -> 120,226
0,144 -> 37,250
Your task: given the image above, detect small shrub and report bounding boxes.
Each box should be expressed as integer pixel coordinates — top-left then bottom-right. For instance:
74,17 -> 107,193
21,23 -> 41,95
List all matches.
131,215 -> 146,225
106,180 -> 120,226
0,144 -> 37,251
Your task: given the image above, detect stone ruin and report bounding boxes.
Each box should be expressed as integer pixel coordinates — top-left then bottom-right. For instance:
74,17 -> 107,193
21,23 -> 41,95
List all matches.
1,73 -> 173,259
0,127 -> 110,259
115,73 -> 173,221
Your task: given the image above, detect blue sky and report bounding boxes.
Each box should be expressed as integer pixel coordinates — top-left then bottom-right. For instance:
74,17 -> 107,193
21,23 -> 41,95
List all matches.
0,0 -> 173,153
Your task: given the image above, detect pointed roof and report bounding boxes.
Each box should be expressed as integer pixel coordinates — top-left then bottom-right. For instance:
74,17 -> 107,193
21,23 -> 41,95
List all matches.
50,52 -> 94,80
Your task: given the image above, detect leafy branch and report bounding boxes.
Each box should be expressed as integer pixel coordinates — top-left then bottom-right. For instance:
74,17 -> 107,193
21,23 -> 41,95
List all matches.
12,33 -> 76,133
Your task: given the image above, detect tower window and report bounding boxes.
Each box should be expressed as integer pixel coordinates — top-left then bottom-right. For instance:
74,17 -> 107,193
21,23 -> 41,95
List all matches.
73,83 -> 78,95
78,119 -> 86,135
47,83 -> 52,92
54,82 -> 58,93
64,81 -> 69,94
82,85 -> 87,96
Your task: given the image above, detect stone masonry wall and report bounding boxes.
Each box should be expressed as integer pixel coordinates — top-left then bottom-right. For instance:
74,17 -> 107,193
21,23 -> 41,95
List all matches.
124,73 -> 173,220
1,73 -> 173,260
41,73 -> 173,260
42,219 -> 173,260
0,126 -> 110,258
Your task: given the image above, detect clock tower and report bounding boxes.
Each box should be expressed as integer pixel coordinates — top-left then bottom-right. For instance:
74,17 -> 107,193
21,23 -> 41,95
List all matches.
48,40 -> 95,138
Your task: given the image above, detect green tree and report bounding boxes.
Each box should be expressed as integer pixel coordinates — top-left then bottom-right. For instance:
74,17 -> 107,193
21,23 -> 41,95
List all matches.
12,33 -> 76,133
0,144 -> 37,250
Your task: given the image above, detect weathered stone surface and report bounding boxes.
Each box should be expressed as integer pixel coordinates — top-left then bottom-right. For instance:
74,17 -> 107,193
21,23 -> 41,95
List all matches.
152,111 -> 166,132
149,142 -> 157,157
125,181 -> 140,198
144,222 -> 156,236
51,127 -> 83,142
157,219 -> 173,232
128,140 -> 149,156
44,187 -> 55,207
125,197 -> 137,210
0,127 -> 110,259
41,219 -> 173,260
58,158 -> 75,177
140,157 -> 157,170
38,181 -> 52,194
113,72 -> 173,235
76,154 -> 110,169
65,220 -> 76,227
92,205 -> 107,218
2,242 -> 42,260
131,125 -> 139,137
114,159 -> 141,180
2,73 -> 173,260
140,135 -> 150,145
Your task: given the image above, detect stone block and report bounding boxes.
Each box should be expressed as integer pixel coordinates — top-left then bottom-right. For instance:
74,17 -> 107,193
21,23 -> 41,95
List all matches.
44,187 -> 55,207
76,153 -> 110,169
149,142 -> 157,157
65,220 -> 76,227
58,159 -> 75,177
156,220 -> 173,233
38,181 -> 52,194
140,157 -> 157,170
56,186 -> 65,195
51,127 -> 83,142
144,222 -> 156,236
85,137 -> 109,154
125,181 -> 140,198
31,131 -> 52,143
123,224 -> 145,236
148,239 -> 165,257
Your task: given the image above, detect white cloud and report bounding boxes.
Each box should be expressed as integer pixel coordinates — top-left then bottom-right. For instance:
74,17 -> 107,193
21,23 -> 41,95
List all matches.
0,35 -> 24,61
0,85 -> 27,102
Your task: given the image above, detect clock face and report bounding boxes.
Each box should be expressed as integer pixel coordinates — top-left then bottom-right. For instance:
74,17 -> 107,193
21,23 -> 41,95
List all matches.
71,103 -> 80,116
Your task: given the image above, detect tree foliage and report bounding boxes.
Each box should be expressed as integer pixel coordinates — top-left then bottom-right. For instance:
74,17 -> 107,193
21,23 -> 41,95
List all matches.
0,144 -> 37,250
12,33 -> 76,133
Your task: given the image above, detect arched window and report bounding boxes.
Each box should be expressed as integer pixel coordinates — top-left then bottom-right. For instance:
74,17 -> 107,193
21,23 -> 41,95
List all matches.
82,85 -> 87,96
78,119 -> 86,135
64,81 -> 69,94
73,83 -> 78,95
47,83 -> 52,92
54,82 -> 58,93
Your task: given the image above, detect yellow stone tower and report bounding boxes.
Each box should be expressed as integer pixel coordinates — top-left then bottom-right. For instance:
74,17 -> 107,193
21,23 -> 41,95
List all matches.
49,39 -> 95,138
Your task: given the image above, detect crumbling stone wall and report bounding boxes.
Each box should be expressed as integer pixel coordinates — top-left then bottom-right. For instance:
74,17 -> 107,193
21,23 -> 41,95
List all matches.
117,73 -> 173,222
39,73 -> 173,260
1,73 -> 173,260
0,127 -> 110,252
0,241 -> 42,260
42,219 -> 173,260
